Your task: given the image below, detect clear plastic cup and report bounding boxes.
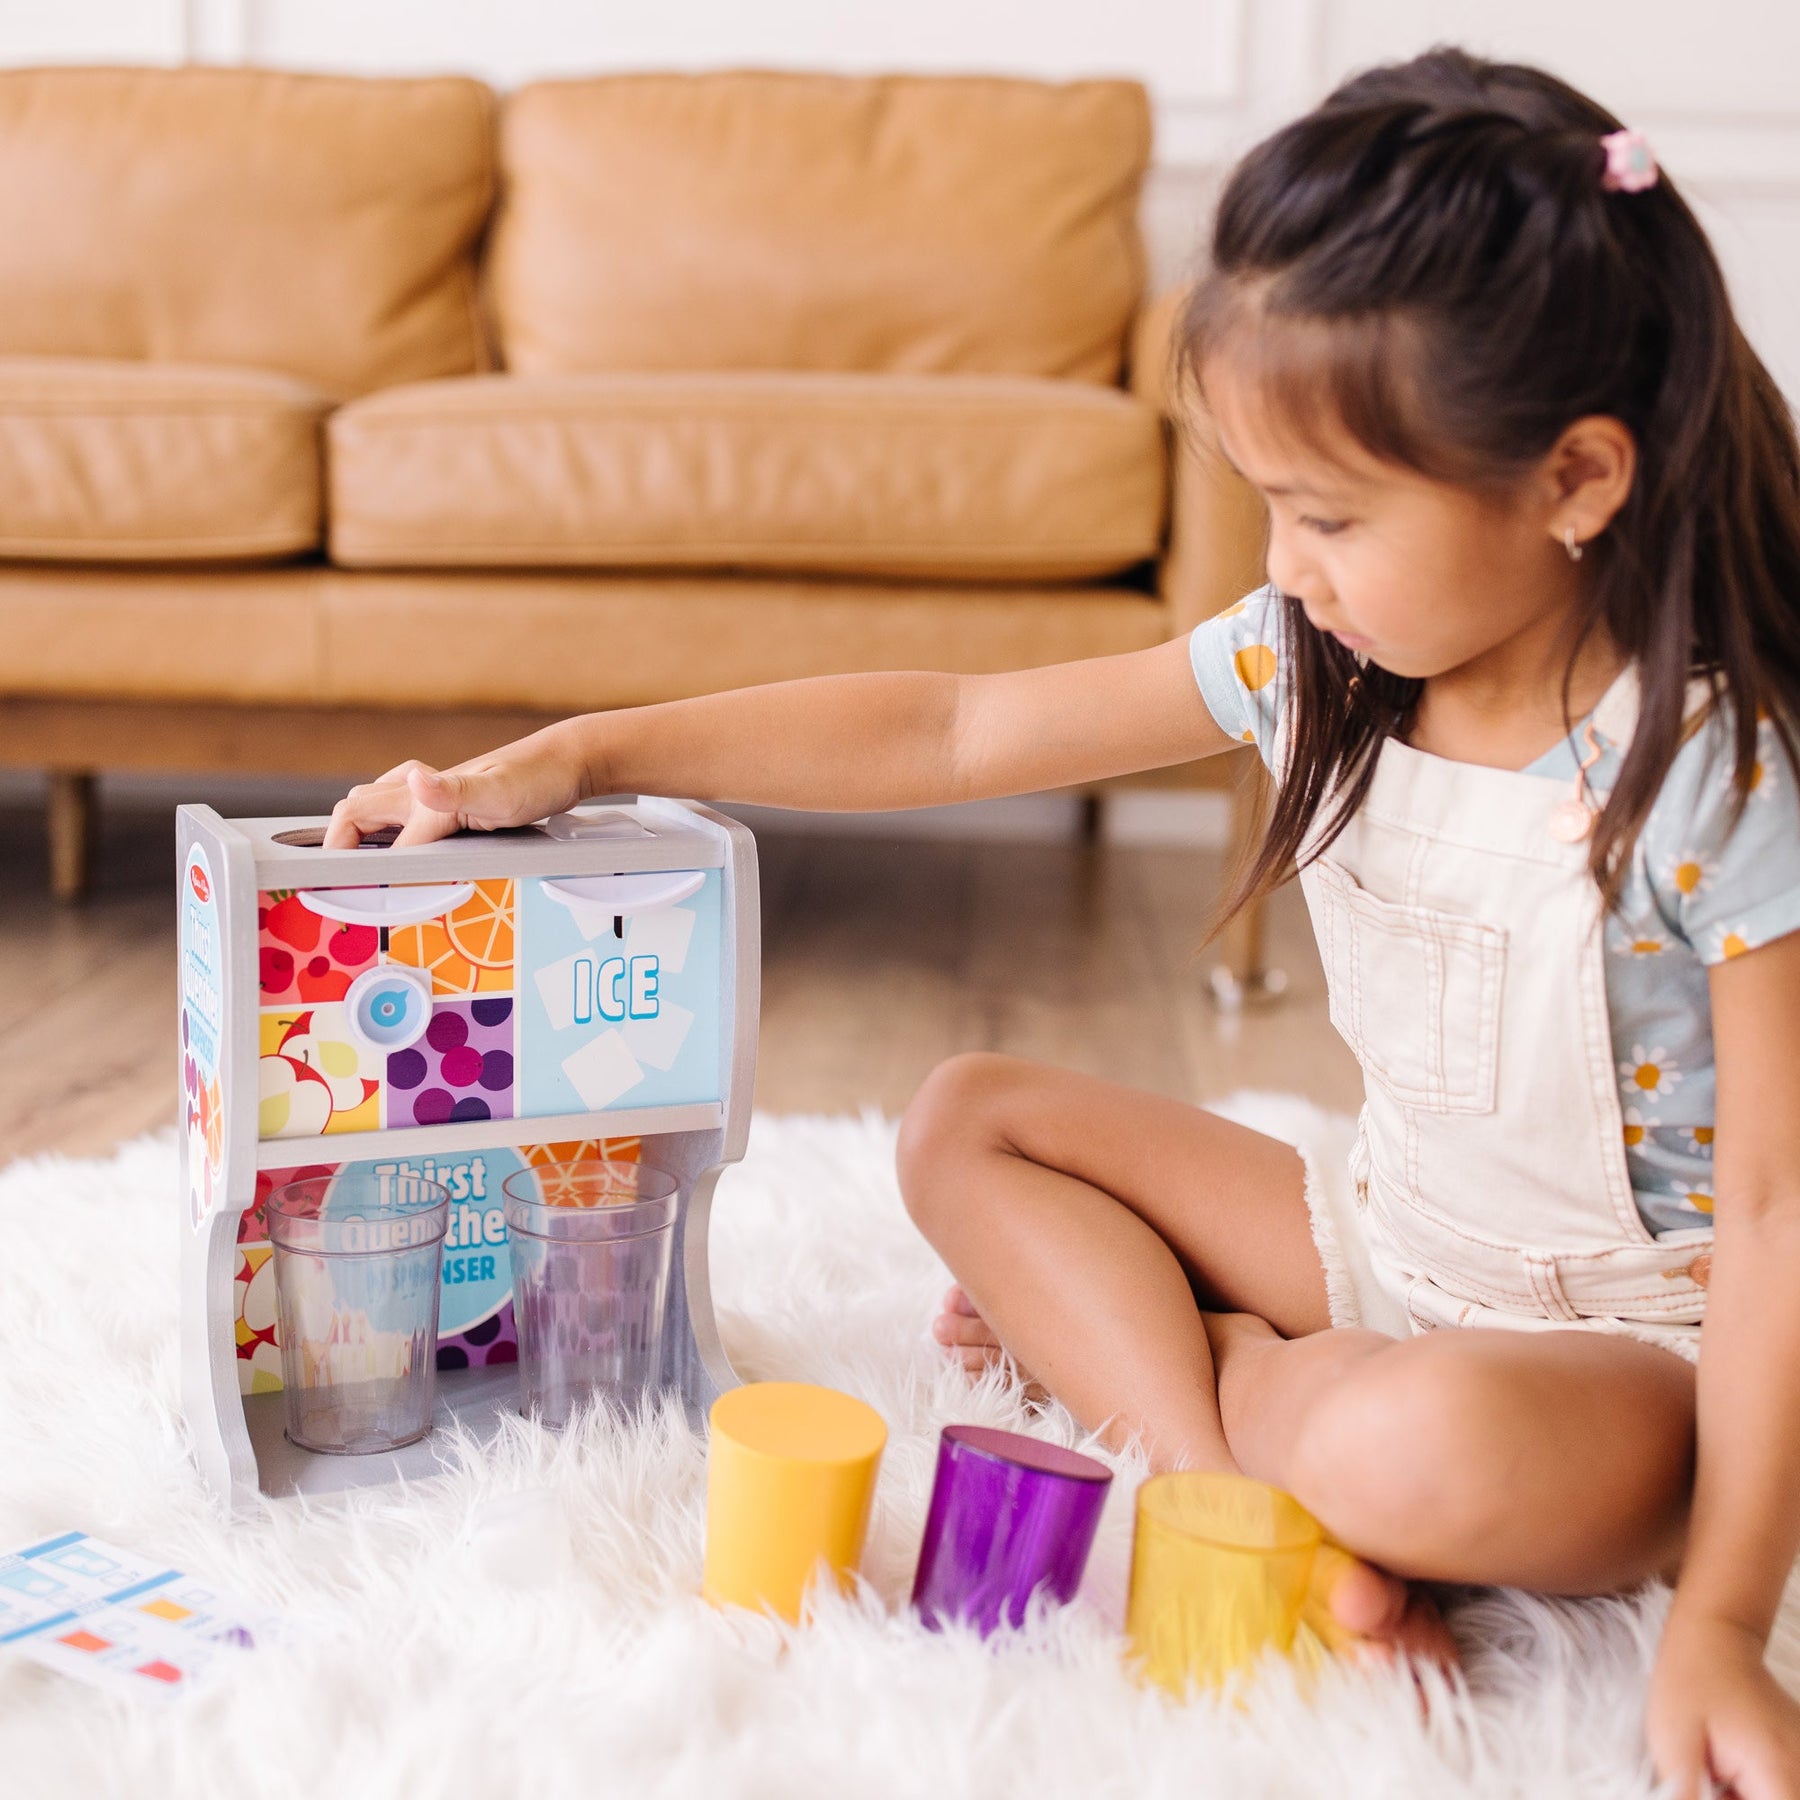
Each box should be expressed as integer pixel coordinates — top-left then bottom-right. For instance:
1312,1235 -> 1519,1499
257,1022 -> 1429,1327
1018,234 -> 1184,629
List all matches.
501,1161 -> 679,1428
266,1171 -> 449,1455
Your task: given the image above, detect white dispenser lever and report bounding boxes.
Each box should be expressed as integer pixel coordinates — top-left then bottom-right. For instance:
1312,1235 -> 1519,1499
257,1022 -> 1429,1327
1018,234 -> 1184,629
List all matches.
296,884 -> 475,928
539,872 -> 704,914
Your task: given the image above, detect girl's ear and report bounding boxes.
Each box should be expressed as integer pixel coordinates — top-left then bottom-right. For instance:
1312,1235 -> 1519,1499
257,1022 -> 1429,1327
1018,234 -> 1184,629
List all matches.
1542,415 -> 1638,550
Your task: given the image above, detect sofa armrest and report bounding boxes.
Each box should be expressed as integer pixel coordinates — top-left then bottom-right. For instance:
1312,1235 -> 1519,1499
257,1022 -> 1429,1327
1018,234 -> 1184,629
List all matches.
1130,286 -> 1269,639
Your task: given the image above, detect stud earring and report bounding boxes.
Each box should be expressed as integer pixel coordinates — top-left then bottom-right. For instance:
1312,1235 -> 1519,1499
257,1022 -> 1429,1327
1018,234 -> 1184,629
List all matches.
1563,526 -> 1584,563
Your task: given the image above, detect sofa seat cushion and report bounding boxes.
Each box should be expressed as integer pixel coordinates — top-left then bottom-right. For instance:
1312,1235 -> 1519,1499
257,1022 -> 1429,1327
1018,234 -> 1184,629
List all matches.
0,567 -> 1164,709
328,373 -> 1166,582
0,358 -> 331,562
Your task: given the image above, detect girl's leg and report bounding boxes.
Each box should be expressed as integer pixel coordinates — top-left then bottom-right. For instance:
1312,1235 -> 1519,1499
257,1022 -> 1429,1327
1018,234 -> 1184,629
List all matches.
1206,1312 -> 1696,1592
897,1052 -> 1460,1664
895,1051 -> 1336,1474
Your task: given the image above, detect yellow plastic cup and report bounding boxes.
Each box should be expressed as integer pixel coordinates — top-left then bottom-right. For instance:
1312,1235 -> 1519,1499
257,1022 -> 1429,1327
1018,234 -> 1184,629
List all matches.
703,1381 -> 887,1621
1126,1471 -> 1324,1694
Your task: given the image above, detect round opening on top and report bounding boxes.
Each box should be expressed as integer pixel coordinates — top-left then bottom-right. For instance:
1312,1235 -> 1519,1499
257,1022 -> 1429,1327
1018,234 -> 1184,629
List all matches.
265,1171 -> 450,1256
500,1159 -> 679,1241
941,1424 -> 1112,1484
272,825 -> 400,849
1135,1472 -> 1321,1556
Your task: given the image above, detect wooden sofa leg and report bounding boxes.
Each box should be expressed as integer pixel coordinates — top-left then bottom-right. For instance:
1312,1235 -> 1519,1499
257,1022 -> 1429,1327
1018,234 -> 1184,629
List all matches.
1208,764 -> 1288,1009
48,770 -> 97,902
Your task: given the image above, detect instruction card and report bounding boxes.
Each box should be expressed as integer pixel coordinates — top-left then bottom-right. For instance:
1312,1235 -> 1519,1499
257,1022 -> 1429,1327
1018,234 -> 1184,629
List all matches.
0,1530 -> 279,1697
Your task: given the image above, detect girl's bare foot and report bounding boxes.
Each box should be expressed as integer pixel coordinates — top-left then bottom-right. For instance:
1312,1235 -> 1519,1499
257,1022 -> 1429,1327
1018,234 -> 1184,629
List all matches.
931,1284 -> 1050,1401
1310,1541 -> 1463,1676
932,1289 -> 1461,1676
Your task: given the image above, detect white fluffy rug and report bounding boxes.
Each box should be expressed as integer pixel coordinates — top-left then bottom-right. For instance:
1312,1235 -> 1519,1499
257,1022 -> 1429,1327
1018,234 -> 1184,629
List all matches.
1,1096 -> 1795,1800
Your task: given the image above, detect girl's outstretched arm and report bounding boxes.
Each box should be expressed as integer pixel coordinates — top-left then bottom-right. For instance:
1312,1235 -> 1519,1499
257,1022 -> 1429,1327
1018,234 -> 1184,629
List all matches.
323,637 -> 1237,846
1648,929 -> 1800,1798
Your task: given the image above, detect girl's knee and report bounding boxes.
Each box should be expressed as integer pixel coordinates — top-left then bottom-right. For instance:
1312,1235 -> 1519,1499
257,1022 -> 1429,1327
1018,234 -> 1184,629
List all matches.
895,1052 -> 1030,1227
1284,1343 -> 1510,1555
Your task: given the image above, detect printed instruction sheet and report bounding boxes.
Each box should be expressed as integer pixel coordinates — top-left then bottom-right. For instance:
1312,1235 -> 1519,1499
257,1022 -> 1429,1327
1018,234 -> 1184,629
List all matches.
0,1530 -> 277,1697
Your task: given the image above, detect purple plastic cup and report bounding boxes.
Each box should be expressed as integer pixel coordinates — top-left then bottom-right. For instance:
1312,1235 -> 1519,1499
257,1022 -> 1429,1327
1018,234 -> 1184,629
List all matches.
911,1425 -> 1113,1635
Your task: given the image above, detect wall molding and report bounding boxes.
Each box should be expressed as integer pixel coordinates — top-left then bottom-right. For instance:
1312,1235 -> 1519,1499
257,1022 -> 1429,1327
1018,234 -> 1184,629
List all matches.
106,0 -> 1800,200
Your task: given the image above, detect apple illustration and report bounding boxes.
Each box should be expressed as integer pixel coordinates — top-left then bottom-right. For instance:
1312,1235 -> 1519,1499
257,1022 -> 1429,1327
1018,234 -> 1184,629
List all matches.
263,895 -> 322,953
327,922 -> 378,967
260,946 -> 296,996
295,954 -> 352,1002
277,1010 -> 376,1113
259,1053 -> 334,1138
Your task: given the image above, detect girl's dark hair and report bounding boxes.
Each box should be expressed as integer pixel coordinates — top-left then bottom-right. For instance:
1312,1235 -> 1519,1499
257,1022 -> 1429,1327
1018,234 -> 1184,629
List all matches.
1181,46 -> 1800,919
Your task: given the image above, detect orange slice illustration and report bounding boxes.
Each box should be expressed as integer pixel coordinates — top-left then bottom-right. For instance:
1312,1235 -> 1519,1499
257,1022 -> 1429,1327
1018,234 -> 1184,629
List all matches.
522,1137 -> 645,1206
524,1137 -> 642,1166
445,879 -> 515,971
204,1081 -> 224,1169
387,919 -> 479,995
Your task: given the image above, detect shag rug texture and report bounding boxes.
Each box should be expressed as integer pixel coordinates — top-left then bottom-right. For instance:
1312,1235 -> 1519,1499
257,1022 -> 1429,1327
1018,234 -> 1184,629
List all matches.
1,1095 -> 1796,1800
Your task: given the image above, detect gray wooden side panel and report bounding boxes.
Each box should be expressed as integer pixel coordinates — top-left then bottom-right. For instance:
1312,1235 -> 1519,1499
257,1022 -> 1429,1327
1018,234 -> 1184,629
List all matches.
176,804 -> 263,1515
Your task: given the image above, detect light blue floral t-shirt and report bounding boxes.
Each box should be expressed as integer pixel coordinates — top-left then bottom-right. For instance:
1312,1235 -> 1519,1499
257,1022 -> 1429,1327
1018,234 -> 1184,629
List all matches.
1191,586 -> 1800,1240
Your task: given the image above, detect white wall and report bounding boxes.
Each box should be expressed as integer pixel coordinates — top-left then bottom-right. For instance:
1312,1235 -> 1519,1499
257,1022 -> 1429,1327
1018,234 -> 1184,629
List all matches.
5,0 -> 1799,398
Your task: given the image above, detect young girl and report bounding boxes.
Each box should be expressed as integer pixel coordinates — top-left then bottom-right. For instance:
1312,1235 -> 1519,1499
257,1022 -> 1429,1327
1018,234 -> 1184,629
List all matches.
326,48 -> 1800,1797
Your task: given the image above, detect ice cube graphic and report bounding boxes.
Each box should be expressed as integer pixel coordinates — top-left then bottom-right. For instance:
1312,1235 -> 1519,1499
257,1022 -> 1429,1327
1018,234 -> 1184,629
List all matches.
533,951 -> 590,1033
622,1000 -> 694,1073
548,889 -> 622,941
560,1031 -> 643,1110
623,905 -> 696,976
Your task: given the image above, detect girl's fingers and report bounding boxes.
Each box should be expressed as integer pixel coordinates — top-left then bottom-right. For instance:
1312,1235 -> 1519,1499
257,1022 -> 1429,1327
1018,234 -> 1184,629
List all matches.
388,766 -> 473,846
944,1285 -> 981,1317
407,765 -> 464,810
322,781 -> 412,848
408,762 -> 551,836
391,803 -> 464,848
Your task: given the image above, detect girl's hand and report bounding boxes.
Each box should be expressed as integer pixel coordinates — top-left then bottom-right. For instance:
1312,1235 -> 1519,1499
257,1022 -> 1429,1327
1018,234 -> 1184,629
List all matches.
1648,1611 -> 1800,1798
323,721 -> 588,849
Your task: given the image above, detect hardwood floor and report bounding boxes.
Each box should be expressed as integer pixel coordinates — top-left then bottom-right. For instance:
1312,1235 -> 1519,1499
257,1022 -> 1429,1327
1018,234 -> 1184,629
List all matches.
0,791 -> 1361,1163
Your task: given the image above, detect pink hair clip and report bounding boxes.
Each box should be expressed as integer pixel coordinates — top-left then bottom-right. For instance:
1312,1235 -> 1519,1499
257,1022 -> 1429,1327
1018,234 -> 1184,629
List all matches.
1600,127 -> 1658,193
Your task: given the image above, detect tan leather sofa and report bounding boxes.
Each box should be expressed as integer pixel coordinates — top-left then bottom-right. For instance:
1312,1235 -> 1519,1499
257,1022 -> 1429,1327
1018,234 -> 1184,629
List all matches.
0,64 -> 1269,972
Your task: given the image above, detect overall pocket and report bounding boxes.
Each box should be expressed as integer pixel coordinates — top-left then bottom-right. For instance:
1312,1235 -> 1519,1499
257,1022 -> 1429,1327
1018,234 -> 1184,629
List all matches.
1311,856 -> 1506,1115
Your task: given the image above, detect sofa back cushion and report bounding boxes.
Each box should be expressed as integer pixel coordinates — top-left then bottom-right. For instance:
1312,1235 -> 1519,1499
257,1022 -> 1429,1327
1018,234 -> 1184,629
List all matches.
0,67 -> 494,396
488,73 -> 1149,384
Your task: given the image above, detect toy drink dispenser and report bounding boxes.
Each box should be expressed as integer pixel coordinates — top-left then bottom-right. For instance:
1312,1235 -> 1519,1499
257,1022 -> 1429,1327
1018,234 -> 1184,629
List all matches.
177,797 -> 759,1511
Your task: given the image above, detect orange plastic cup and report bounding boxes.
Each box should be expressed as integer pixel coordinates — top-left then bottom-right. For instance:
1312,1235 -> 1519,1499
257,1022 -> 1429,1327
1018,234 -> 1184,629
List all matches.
703,1382 -> 887,1622
1126,1472 -> 1324,1693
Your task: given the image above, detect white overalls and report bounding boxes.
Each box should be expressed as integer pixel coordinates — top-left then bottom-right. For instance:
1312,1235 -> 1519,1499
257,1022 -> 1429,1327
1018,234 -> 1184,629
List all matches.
1295,665 -> 1715,1363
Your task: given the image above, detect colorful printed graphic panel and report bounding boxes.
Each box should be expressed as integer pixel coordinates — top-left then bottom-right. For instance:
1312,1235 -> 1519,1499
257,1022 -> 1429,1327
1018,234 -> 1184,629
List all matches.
180,846 -> 227,1230
253,871 -> 722,1140
519,871 -> 723,1116
255,881 -> 521,1139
